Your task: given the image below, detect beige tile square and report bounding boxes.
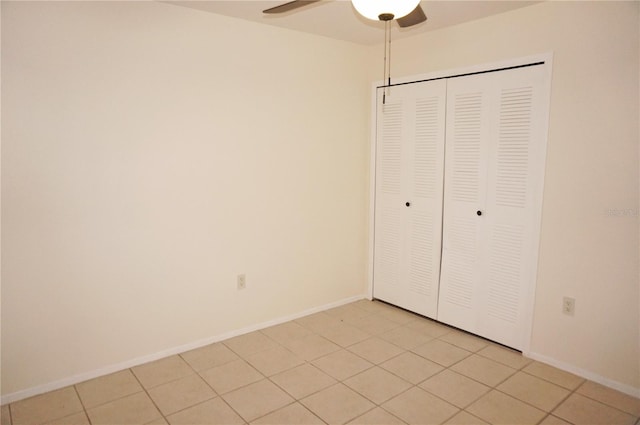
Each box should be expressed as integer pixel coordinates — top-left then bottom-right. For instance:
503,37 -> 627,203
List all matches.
43,412 -> 90,425
261,321 -> 313,345
283,334 -> 341,361
383,387 -> 459,425
577,380 -> 640,416
75,369 -> 142,409
325,304 -> 371,321
344,367 -> 412,404
223,331 -> 280,358
1,404 -> 11,425
147,374 -> 216,416
351,300 -> 391,314
344,314 -> 400,335
251,402 -> 324,425
146,418 -> 169,425
411,339 -> 472,367
347,338 -> 404,364
379,307 -> 419,324
318,323 -> 370,347
245,345 -> 304,376
347,407 -> 406,425
301,383 -> 375,425
553,393 -> 636,425
180,342 -> 239,371
522,361 -> 584,390
200,359 -> 263,394
296,312 -> 342,333
451,354 -> 516,387
11,387 -> 84,425
476,344 -> 532,369
538,415 -> 572,425
87,392 -> 161,425
497,372 -> 570,411
312,350 -> 373,381
405,318 -> 453,338
443,411 -> 489,425
467,390 -> 546,425
271,364 -> 337,399
378,325 -> 434,350
439,331 -> 489,352
132,356 -> 194,389
380,351 -> 443,384
166,398 -> 243,425
223,379 -> 294,422
420,369 -> 490,408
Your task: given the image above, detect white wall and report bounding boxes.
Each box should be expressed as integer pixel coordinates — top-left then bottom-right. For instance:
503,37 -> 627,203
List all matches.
370,1 -> 639,393
1,1 -> 370,397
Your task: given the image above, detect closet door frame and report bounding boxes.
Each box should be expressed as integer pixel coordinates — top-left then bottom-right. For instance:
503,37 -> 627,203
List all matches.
367,53 -> 553,356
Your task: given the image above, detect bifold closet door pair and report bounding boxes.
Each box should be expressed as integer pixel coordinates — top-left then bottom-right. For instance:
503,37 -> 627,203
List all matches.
373,64 -> 549,350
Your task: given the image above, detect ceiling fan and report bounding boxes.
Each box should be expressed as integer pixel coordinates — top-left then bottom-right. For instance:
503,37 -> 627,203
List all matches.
263,0 -> 427,27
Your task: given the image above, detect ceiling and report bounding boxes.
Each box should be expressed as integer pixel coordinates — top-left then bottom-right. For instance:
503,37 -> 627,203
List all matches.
166,0 -> 539,45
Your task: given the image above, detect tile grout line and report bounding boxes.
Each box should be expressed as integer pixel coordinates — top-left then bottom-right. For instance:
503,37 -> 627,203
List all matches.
160,358 -> 220,423
70,387 -> 151,415
548,379 -> 640,423
518,367 -> 584,392
375,404 -> 410,425
542,380 -> 581,425
345,405 -> 382,425
179,349 -> 253,424
71,384 -> 92,425
249,398 -> 328,425
207,394 -> 246,425
516,364 -> 639,422
572,382 -> 640,418
128,366 -> 171,424
458,409 -> 489,424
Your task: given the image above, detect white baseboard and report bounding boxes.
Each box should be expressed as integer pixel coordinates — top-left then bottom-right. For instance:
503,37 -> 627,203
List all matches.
527,351 -> 640,398
1,294 -> 366,405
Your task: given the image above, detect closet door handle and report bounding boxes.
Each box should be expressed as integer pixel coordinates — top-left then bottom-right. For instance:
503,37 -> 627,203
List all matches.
477,210 -> 482,216
406,202 -> 411,207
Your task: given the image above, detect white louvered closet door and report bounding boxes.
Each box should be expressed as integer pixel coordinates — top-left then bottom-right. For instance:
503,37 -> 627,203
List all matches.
373,80 -> 446,318
438,65 -> 548,350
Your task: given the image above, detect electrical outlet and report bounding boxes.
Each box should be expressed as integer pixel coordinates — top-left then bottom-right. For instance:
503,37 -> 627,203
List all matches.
237,274 -> 246,290
562,297 -> 575,316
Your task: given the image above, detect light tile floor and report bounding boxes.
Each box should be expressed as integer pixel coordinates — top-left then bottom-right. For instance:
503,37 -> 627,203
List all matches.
3,300 -> 640,425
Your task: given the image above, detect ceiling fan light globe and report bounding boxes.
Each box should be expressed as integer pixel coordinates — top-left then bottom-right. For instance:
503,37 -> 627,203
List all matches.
351,0 -> 421,21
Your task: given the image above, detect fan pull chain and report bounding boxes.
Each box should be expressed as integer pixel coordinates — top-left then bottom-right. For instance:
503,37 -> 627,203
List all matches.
388,19 -> 392,88
382,19 -> 392,105
382,20 -> 386,104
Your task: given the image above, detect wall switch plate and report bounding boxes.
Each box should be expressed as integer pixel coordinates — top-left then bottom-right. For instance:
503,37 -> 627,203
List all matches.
237,274 -> 246,290
562,296 -> 575,316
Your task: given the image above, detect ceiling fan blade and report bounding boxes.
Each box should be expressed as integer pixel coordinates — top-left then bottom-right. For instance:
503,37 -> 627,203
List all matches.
263,0 -> 321,14
396,4 -> 427,28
